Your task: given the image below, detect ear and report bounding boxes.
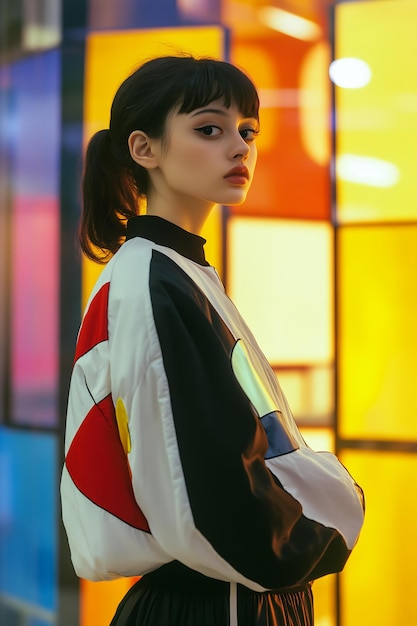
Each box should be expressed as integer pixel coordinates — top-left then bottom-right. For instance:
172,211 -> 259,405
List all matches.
128,130 -> 159,169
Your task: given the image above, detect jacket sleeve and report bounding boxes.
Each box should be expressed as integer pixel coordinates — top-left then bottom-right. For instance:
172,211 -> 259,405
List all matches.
106,249 -> 364,590
62,246 -> 364,588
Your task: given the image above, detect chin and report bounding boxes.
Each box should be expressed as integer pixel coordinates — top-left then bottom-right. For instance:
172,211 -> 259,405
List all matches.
218,191 -> 249,206
224,196 -> 248,207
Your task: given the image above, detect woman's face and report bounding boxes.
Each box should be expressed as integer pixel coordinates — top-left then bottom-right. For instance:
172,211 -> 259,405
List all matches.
150,99 -> 259,209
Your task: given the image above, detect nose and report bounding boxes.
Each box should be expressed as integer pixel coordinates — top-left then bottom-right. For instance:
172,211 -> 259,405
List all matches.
232,133 -> 250,161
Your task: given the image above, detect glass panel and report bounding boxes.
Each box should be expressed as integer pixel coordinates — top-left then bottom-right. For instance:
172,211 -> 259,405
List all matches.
277,366 -> 334,426
87,0 -> 143,30
178,0 -> 220,23
80,578 -> 137,626
225,0 -> 332,221
0,0 -> 23,59
338,225 -> 417,440
9,50 -> 60,427
339,449 -> 417,626
88,0 -> 199,30
300,427 -> 334,453
0,0 -> 61,59
22,0 -> 61,50
311,574 -> 336,626
229,34 -> 331,220
0,427 -> 57,613
227,217 -> 334,364
334,0 -> 417,223
0,66 -> 10,423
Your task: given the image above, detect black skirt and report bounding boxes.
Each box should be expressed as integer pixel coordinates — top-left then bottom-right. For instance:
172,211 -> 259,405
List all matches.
109,562 -> 314,626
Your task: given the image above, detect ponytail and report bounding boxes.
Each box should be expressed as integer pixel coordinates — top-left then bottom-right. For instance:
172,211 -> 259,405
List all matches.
79,129 -> 143,263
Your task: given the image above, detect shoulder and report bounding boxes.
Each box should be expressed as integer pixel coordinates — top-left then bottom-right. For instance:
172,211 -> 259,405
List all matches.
105,240 -> 206,328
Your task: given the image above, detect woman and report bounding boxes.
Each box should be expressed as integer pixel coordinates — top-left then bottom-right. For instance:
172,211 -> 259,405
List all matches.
61,55 -> 364,626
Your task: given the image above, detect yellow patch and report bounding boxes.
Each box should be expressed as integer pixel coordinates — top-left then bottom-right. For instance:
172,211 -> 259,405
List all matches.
115,397 -> 131,454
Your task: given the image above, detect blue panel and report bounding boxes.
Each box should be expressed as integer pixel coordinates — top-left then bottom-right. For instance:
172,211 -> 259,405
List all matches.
138,0 -> 179,27
87,0 -> 221,29
0,427 -> 57,613
88,0 -> 177,29
9,50 -> 60,196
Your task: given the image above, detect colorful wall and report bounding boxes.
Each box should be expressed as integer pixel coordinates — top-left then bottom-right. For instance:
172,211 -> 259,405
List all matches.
0,1 -> 416,625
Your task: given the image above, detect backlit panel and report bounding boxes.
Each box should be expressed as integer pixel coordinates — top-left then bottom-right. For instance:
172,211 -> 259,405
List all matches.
227,217 -> 334,364
339,450 -> 417,626
0,65 -> 8,422
300,427 -> 334,453
277,366 -> 334,425
338,225 -> 417,440
334,0 -> 417,223
8,50 -> 60,427
231,35 -> 331,220
0,427 -> 57,613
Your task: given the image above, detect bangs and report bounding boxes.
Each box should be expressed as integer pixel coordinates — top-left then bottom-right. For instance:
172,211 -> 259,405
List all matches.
177,60 -> 259,120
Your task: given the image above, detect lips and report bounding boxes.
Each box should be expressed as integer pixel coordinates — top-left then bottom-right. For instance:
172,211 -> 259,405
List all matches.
224,166 -> 250,182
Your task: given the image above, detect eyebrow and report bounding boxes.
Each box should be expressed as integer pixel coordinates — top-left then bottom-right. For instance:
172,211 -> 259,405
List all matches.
191,108 -> 228,117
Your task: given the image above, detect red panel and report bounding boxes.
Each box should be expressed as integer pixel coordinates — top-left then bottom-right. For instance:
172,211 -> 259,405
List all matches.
66,394 -> 150,532
74,282 -> 110,363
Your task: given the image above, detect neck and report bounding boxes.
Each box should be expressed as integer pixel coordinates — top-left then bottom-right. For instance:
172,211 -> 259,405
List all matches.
145,195 -> 216,235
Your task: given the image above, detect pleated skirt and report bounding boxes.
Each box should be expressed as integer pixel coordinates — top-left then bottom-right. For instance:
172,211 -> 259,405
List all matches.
109,562 -> 314,626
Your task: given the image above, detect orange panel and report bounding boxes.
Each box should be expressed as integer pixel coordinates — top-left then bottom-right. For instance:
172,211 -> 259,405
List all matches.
231,34 -> 330,220
80,578 -> 138,626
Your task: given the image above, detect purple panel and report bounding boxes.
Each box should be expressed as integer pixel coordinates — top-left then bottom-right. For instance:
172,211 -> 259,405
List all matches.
88,0 -> 221,29
8,50 -> 60,427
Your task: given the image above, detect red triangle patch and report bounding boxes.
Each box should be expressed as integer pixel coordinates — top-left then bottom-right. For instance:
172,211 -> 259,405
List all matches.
66,394 -> 150,532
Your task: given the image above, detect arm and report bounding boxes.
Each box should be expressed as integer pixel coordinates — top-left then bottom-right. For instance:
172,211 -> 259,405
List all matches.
110,249 -> 363,589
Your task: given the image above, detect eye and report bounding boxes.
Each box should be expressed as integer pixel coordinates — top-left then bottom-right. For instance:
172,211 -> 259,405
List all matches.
240,127 -> 259,142
194,125 -> 222,137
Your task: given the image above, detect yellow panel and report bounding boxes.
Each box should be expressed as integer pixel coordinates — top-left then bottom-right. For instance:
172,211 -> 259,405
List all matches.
335,0 -> 417,222
311,574 -> 336,626
82,26 -> 226,308
277,366 -> 334,425
80,26 -> 225,626
339,450 -> 417,626
228,217 -> 334,364
338,225 -> 417,440
300,427 -> 334,453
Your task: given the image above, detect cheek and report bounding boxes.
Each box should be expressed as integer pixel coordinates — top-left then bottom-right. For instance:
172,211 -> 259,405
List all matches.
169,138 -> 213,171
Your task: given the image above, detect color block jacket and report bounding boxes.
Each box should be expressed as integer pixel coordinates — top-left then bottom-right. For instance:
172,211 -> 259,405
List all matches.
61,215 -> 364,591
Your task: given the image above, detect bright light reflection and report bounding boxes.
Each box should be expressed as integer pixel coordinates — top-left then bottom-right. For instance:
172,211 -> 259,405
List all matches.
258,7 -> 321,41
336,154 -> 400,188
329,57 -> 372,88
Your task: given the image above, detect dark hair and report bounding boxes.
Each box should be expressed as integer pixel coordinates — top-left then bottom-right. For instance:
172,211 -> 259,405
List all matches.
79,55 -> 259,263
